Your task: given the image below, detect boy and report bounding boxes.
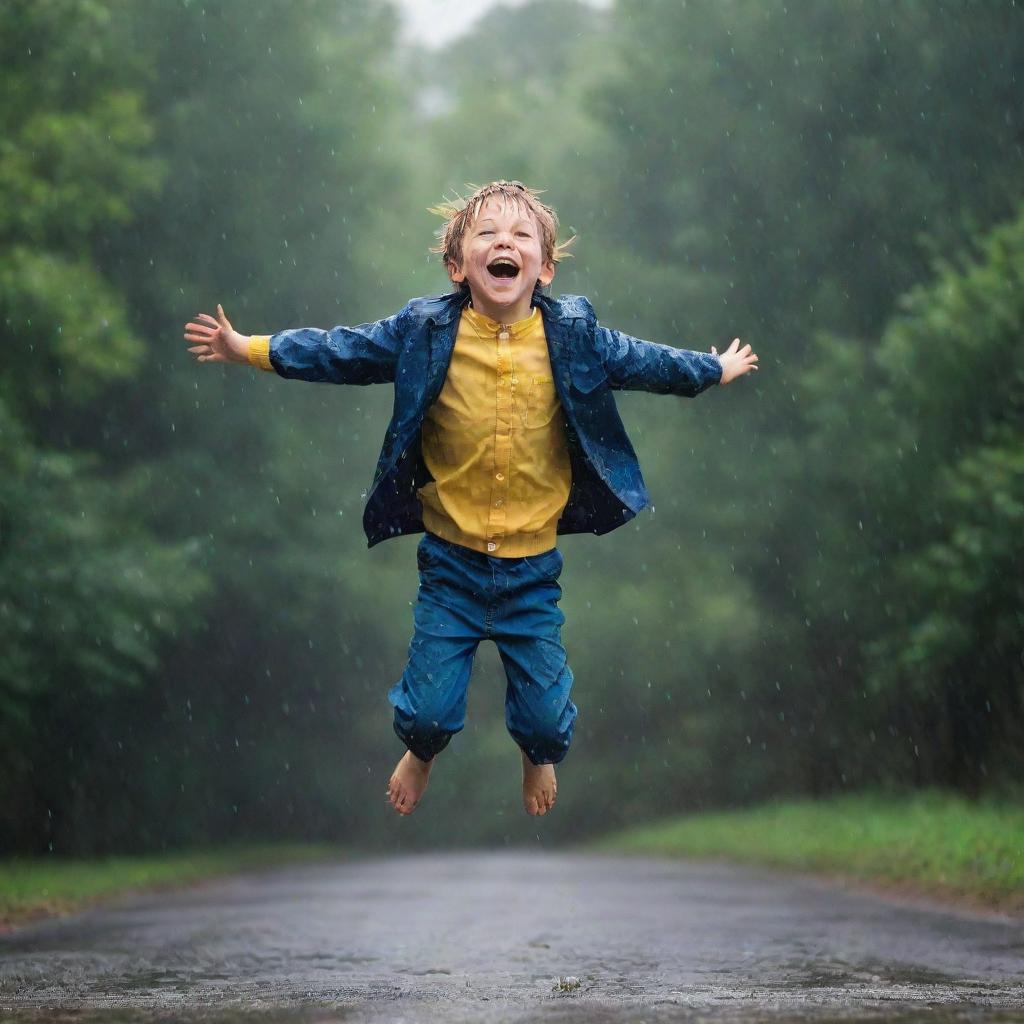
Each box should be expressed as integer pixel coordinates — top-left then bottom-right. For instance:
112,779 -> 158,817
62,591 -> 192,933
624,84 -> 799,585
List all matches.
183,181 -> 758,819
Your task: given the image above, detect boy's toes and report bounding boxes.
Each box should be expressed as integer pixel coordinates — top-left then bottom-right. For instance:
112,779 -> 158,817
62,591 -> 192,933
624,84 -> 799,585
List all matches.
386,779 -> 406,814
390,781 -> 417,815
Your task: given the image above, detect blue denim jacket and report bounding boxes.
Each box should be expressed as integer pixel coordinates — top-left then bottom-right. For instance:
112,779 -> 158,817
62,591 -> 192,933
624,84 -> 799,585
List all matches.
266,289 -> 722,547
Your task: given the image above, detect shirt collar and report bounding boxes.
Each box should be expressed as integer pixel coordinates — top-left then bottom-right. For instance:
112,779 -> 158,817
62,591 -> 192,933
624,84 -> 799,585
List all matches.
462,304 -> 541,339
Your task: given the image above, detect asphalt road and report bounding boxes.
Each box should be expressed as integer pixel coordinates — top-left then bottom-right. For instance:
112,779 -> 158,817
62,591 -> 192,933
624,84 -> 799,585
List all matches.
1,851 -> 1022,1023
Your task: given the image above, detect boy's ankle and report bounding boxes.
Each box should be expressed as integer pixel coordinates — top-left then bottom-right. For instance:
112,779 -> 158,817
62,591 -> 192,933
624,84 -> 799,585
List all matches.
406,749 -> 433,770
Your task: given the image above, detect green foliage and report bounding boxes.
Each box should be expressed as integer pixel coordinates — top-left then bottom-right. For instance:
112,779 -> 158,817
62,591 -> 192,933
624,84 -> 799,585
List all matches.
890,433 -> 1023,676
0,91 -> 161,244
0,1 -> 163,425
3,0 -> 1024,855
0,0 -> 417,855
0,0 -> 213,849
793,205 -> 1024,785
564,0 -> 1024,806
0,397 -> 209,691
0,248 -> 144,417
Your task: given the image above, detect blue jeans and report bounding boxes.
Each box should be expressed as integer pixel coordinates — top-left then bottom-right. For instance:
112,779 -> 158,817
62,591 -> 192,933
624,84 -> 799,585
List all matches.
387,533 -> 577,766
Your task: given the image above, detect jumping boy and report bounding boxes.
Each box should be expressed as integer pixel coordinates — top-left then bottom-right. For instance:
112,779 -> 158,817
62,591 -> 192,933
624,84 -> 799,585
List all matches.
183,181 -> 758,819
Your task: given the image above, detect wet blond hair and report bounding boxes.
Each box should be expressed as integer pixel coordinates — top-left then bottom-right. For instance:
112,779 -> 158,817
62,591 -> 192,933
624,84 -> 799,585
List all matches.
429,181 -> 574,289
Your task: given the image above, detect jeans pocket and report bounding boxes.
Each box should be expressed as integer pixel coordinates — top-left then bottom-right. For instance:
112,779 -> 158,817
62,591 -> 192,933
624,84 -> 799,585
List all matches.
534,547 -> 563,582
417,534 -> 443,571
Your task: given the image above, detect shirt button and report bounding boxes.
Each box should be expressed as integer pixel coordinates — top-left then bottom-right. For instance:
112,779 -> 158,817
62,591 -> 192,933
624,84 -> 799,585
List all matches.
494,499 -> 503,508
495,472 -> 504,481
487,542 -> 498,552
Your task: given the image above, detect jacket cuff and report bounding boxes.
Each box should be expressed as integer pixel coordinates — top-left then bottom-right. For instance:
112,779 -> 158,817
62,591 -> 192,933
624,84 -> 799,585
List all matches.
247,335 -> 274,372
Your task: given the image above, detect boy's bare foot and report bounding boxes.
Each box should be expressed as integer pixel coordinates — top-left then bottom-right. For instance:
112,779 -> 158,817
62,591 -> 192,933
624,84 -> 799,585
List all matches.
386,750 -> 433,815
522,750 -> 557,816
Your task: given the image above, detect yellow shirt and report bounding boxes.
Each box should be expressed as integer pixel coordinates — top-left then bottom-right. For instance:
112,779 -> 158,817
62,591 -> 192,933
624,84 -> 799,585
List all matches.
418,305 -> 571,557
247,306 -> 573,557
248,335 -> 273,370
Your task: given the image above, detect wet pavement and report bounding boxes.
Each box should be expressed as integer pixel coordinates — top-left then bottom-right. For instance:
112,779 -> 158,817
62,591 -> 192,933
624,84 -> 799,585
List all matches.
0,851 -> 1022,1023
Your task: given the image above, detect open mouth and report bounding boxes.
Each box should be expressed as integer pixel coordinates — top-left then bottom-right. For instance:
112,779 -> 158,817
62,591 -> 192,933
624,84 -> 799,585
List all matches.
486,258 -> 520,280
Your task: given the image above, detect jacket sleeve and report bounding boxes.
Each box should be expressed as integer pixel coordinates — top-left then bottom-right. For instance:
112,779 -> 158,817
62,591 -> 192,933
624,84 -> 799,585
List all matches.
594,322 -> 723,397
247,303 -> 410,385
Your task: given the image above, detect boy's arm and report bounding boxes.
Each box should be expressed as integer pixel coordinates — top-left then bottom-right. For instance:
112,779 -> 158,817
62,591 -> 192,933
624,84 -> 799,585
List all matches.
594,323 -> 723,397
249,306 -> 410,385
186,303 -> 407,385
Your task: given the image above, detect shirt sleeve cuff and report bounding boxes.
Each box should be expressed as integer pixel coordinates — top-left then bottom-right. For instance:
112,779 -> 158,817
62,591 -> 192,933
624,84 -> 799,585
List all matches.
247,335 -> 274,371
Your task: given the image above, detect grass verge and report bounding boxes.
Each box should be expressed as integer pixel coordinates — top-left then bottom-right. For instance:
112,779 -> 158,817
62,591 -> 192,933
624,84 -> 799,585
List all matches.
592,789 -> 1024,916
0,842 -> 342,931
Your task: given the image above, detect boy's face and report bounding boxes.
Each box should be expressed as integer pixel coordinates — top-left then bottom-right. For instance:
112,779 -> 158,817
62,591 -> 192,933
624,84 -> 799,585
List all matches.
449,197 -> 555,316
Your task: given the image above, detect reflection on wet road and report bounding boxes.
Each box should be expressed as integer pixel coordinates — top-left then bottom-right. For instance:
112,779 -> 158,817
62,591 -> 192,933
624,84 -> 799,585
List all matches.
1,851 -> 1022,1023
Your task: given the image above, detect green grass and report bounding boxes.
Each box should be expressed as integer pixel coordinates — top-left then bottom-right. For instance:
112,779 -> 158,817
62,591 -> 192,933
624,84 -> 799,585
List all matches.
592,789 -> 1024,913
0,842 -> 343,929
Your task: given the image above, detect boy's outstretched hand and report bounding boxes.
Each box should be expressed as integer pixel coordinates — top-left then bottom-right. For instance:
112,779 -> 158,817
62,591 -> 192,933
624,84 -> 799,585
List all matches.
712,337 -> 759,385
183,304 -> 250,365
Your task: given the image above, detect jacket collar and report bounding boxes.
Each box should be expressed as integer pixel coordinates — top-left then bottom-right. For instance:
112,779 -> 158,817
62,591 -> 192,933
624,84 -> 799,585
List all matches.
532,289 -> 587,325
428,289 -> 471,326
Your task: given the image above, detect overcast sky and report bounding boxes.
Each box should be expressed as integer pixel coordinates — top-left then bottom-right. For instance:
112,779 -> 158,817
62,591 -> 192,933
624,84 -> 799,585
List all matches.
393,0 -> 607,48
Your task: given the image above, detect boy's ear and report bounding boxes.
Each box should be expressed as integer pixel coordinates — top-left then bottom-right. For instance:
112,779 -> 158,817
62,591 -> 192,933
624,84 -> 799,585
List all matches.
448,260 -> 466,284
538,260 -> 555,287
